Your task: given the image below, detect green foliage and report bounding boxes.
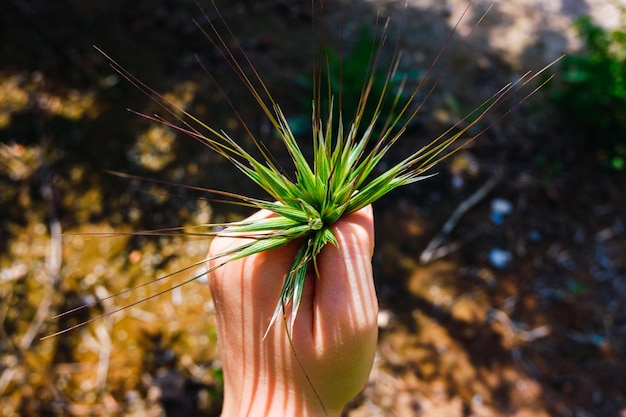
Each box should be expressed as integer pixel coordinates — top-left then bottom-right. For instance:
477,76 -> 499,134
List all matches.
550,12 -> 626,170
321,27 -> 422,131
290,26 -> 423,138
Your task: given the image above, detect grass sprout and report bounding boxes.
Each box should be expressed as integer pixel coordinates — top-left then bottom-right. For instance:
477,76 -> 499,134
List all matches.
44,1 -> 562,341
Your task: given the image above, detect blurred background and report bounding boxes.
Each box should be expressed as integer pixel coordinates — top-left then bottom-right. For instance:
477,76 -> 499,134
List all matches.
1,0 -> 625,416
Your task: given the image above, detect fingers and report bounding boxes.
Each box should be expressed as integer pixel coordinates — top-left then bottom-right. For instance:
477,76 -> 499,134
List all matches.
316,205 -> 377,329
207,205 -> 377,336
334,204 -> 375,256
206,208 -> 274,266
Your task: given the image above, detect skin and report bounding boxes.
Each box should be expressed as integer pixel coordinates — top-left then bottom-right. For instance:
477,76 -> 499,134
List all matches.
207,205 -> 378,417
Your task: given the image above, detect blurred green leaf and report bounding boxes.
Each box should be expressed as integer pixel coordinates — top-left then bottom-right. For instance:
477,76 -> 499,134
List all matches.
550,12 -> 626,170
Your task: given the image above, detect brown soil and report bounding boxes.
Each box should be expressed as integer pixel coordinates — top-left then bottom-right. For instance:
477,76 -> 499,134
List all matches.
1,0 -> 625,416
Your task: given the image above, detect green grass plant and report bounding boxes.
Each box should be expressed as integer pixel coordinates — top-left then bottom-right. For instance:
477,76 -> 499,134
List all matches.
47,2 -> 559,342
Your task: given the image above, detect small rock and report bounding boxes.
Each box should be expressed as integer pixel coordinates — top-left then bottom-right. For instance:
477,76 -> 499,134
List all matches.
377,309 -> 392,328
490,198 -> 513,225
489,248 -> 513,269
527,229 -> 542,242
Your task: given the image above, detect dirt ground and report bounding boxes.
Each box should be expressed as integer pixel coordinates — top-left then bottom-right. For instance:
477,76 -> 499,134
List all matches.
1,0 -> 625,416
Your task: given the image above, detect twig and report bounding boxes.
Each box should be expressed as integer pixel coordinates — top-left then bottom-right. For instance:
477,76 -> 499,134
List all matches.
489,308 -> 551,343
420,176 -> 499,263
0,368 -> 16,396
0,283 -> 15,346
95,321 -> 112,392
19,121 -> 62,350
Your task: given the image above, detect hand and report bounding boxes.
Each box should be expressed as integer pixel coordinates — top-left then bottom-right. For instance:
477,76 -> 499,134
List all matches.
207,205 -> 378,417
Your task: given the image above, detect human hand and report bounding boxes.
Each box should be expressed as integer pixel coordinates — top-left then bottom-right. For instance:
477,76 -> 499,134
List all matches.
207,205 -> 378,417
